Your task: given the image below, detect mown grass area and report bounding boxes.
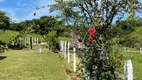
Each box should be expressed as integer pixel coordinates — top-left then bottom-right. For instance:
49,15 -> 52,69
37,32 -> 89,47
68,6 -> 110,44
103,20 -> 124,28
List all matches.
0,30 -> 19,43
0,49 -> 67,80
120,51 -> 142,80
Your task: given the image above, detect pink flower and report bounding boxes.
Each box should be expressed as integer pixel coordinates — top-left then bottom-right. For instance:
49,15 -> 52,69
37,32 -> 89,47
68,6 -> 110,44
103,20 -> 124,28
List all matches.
94,58 -> 97,63
73,76 -> 76,80
120,9 -> 122,13
88,28 -> 96,35
88,37 -> 93,42
116,58 -> 120,63
108,37 -> 112,40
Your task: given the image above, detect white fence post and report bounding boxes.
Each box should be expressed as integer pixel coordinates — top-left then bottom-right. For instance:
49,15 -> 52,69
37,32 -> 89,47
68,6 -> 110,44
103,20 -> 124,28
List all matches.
78,42 -> 81,49
34,37 -> 36,44
32,37 -> 34,44
124,60 -> 133,80
60,40 -> 63,52
73,47 -> 76,72
140,48 -> 142,54
37,38 -> 39,44
19,37 -> 21,48
68,42 -> 70,64
64,41 -> 67,59
25,37 -> 26,47
29,37 -> 30,44
62,41 -> 64,53
59,40 -> 62,51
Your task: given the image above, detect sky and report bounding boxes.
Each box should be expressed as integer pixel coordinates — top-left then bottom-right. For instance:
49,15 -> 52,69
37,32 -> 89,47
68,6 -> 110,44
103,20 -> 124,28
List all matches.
0,0 -> 142,23
0,0 -> 56,22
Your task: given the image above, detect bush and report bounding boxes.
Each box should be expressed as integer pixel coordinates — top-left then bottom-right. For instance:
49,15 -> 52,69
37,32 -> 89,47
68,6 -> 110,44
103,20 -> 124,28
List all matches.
45,31 -> 59,51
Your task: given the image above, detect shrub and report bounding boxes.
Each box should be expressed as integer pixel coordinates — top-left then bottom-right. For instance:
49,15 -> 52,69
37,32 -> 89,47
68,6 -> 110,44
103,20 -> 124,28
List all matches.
45,31 -> 59,51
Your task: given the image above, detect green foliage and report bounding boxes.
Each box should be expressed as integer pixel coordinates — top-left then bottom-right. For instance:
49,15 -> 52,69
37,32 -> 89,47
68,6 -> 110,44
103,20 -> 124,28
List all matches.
112,19 -> 142,49
122,26 -> 142,48
0,30 -> 19,44
9,16 -> 64,37
45,31 -> 59,51
0,11 -> 10,30
58,37 -> 72,42
49,1 -> 79,25
37,16 -> 58,35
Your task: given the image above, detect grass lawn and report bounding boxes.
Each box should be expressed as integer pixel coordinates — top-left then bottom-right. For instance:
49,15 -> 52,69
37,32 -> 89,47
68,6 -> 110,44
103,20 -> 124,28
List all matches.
0,49 -> 67,80
120,52 -> 142,80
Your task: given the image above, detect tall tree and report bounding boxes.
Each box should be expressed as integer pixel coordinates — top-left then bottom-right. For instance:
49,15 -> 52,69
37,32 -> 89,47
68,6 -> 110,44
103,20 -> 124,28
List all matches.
0,11 -> 10,30
50,0 -> 142,80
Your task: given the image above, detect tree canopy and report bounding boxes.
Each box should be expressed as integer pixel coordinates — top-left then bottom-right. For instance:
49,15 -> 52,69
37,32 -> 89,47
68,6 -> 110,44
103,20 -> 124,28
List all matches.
49,0 -> 142,79
0,11 -> 10,30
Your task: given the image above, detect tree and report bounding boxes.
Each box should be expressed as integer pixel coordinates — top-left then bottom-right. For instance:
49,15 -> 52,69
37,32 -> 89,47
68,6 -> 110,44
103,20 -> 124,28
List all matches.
45,31 -> 59,51
31,16 -> 62,37
50,0 -> 142,79
0,11 -> 10,30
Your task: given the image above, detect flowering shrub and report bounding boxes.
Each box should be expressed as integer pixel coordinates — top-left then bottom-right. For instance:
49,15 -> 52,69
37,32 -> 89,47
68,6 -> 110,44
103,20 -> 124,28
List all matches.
78,28 -> 122,80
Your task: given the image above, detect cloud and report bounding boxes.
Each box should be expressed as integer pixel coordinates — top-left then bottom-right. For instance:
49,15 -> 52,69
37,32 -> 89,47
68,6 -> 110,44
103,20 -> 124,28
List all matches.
0,7 -> 19,21
17,0 -> 57,21
0,0 -> 6,2
0,0 -> 57,22
16,1 -> 33,7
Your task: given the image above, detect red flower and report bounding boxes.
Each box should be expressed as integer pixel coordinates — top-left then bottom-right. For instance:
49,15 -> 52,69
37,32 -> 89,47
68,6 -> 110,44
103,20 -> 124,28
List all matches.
116,58 -> 120,63
94,58 -> 97,63
88,28 -> 96,35
108,37 -> 112,40
109,56 -> 112,60
73,76 -> 76,80
120,9 -> 122,13
88,37 -> 93,42
34,12 -> 36,16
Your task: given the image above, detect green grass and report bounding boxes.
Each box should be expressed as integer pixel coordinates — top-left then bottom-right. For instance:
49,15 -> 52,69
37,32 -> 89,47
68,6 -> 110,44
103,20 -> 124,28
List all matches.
120,51 -> 142,80
58,37 -> 72,42
0,50 -> 67,80
0,30 -> 19,43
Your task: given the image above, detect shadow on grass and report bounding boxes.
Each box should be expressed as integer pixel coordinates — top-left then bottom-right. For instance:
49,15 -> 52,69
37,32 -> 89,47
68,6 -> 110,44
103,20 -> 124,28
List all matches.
9,45 -> 23,50
0,56 -> 7,60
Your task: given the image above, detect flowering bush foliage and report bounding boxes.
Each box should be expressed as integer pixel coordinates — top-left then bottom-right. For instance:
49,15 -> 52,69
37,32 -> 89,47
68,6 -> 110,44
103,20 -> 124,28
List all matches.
78,28 -> 123,80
